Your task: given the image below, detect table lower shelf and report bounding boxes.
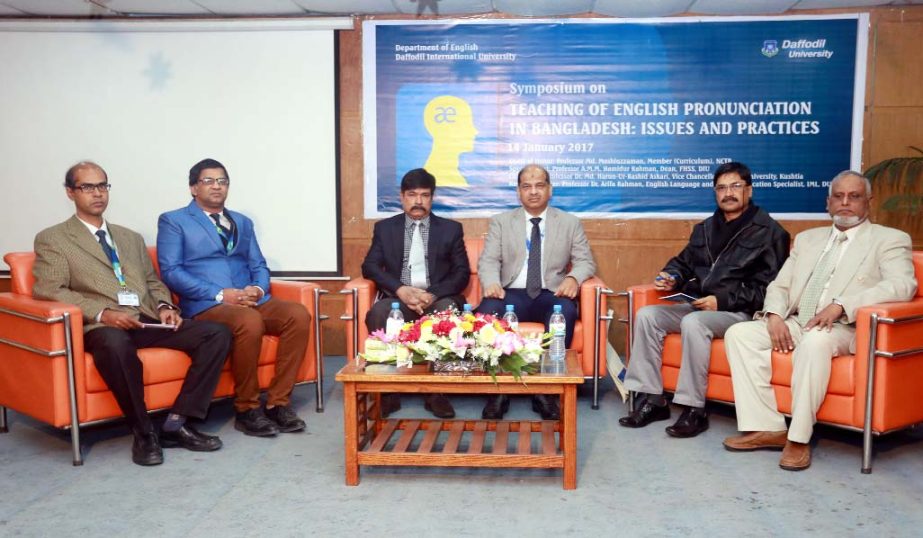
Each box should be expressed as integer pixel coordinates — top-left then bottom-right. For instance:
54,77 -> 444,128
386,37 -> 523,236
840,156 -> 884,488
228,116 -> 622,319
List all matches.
358,418 -> 563,469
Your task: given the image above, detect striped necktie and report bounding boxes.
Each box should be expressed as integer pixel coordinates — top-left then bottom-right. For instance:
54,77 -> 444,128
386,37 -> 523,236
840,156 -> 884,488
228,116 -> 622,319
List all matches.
797,232 -> 848,326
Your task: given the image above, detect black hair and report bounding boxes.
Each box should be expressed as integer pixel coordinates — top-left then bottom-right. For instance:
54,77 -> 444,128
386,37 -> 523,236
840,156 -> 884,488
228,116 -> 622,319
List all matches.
712,162 -> 752,186
64,161 -> 107,188
517,164 -> 551,185
400,168 -> 436,193
189,158 -> 229,186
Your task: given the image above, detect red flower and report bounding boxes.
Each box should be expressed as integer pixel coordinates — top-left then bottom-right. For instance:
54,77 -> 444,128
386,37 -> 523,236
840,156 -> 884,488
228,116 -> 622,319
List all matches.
432,319 -> 456,337
472,318 -> 488,331
399,324 -> 421,343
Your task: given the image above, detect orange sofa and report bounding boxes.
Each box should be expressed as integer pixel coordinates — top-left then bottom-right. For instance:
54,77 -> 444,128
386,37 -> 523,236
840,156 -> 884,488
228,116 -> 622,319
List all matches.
626,251 -> 923,473
0,248 -> 326,465
340,237 -> 612,406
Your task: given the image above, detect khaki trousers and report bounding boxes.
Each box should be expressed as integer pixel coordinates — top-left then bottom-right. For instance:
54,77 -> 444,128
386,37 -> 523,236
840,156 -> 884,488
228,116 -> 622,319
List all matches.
725,317 -> 854,443
196,297 -> 310,412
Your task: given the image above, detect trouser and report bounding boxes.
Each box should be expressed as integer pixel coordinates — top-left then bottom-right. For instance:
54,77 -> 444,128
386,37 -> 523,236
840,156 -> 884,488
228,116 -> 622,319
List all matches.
725,317 -> 854,443
196,297 -> 310,412
84,317 -> 231,435
476,289 -> 578,347
624,304 -> 749,408
365,294 -> 466,332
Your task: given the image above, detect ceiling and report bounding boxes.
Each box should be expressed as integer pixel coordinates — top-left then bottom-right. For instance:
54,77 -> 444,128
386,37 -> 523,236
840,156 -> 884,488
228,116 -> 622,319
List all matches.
0,0 -> 920,19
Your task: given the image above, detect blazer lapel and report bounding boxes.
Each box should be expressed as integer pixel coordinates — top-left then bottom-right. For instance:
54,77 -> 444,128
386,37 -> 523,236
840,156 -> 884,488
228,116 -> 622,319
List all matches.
826,223 -> 872,298
64,215 -> 111,269
390,215 -> 405,272
542,207 -> 558,266
511,207 -> 526,266
427,215 -> 439,278
187,201 -> 226,253
790,231 -> 830,304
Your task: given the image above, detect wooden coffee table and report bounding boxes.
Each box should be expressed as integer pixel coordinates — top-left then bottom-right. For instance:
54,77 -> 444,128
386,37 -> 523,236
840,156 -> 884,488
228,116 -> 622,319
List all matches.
335,351 -> 584,489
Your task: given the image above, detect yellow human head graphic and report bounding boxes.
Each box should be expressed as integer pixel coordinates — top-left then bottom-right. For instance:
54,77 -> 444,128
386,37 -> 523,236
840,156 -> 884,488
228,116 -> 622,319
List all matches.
423,95 -> 478,187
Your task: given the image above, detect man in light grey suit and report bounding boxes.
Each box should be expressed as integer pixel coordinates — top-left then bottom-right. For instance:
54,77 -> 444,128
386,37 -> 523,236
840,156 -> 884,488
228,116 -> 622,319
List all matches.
723,171 -> 917,471
476,164 -> 597,419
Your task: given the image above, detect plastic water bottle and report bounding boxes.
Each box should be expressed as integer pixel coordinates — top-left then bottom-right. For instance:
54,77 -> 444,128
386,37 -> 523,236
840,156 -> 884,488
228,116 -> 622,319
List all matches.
549,305 -> 566,362
463,303 -> 473,313
502,304 -> 519,332
386,302 -> 404,337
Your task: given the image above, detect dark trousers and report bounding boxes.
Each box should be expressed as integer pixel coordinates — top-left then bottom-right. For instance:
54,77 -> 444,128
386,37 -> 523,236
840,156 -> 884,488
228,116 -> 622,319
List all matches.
366,294 -> 466,332
196,297 -> 310,412
83,317 -> 231,435
477,289 -> 578,347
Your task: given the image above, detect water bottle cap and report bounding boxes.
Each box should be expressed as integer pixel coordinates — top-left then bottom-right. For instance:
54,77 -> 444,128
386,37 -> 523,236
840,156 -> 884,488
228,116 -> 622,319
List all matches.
391,302 -> 400,309
553,304 -> 562,313
463,304 -> 472,311
505,304 -> 514,312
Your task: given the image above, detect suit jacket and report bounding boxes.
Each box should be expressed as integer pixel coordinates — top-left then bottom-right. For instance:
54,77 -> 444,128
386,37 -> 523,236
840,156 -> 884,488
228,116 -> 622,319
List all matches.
32,215 -> 174,332
759,221 -> 917,325
361,213 -> 470,299
478,206 -> 596,291
157,200 -> 271,318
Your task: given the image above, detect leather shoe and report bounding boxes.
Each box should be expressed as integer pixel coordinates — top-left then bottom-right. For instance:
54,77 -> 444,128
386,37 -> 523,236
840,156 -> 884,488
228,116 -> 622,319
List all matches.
481,395 -> 510,419
424,393 -> 455,419
235,407 -> 279,437
131,432 -> 163,466
160,425 -> 222,452
779,441 -> 812,471
723,430 -> 788,452
618,400 -> 670,428
532,395 -> 560,420
665,407 -> 709,438
379,393 -> 402,418
265,405 -> 306,433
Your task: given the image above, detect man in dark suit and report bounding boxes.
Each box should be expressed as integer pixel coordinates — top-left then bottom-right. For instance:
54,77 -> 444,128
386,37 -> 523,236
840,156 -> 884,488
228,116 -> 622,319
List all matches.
32,161 -> 231,466
476,164 -> 597,420
157,158 -> 311,438
361,168 -> 471,418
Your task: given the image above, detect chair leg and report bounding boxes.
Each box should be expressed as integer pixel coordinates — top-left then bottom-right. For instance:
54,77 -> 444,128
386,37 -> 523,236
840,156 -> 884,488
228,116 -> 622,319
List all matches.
861,437 -> 873,474
0,405 -> 8,433
70,424 -> 83,466
592,375 -> 600,409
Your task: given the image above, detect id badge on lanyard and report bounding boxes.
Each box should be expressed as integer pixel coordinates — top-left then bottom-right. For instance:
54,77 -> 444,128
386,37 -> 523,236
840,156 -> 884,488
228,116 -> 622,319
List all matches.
106,243 -> 140,306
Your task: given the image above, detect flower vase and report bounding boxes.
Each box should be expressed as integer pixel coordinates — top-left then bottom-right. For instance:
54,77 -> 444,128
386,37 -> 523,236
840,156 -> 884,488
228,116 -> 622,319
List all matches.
432,357 -> 484,374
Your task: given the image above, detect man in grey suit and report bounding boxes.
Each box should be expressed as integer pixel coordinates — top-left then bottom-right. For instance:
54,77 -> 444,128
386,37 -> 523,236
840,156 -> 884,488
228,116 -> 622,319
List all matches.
476,164 -> 597,419
33,161 -> 232,466
723,171 -> 917,471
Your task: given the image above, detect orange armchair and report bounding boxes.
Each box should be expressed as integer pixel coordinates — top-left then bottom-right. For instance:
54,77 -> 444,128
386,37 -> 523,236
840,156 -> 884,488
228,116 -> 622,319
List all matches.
625,251 -> 923,473
340,237 -> 611,407
0,248 -> 326,465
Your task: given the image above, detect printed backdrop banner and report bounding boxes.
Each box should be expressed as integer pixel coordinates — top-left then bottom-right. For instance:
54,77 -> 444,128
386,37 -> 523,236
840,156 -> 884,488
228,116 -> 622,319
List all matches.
363,16 -> 868,219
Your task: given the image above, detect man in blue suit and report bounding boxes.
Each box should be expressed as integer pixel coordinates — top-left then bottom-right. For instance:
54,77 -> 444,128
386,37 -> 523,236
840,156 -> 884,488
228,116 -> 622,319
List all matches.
157,158 -> 310,438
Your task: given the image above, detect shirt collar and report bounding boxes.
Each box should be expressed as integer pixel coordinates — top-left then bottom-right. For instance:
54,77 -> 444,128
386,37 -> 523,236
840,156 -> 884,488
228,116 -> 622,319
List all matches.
405,214 -> 431,228
525,208 -> 548,224
76,215 -> 110,237
831,218 -> 868,243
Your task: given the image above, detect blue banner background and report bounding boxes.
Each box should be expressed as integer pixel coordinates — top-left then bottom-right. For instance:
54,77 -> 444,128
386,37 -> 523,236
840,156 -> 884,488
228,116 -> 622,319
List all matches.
365,17 -> 863,217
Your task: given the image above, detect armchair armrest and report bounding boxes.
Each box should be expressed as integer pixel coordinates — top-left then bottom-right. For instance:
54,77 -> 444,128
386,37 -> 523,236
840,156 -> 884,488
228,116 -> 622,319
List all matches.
269,279 -> 321,314
578,276 -> 610,376
341,277 -> 377,359
627,283 -> 672,311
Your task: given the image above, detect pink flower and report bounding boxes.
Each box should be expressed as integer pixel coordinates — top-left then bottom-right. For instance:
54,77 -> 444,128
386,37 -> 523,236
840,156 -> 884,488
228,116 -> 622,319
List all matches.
370,328 -> 394,344
493,331 -> 521,355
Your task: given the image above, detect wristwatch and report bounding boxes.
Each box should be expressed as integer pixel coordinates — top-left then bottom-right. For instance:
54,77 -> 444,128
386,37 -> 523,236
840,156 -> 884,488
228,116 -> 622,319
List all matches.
215,291 -> 224,303
832,298 -> 845,309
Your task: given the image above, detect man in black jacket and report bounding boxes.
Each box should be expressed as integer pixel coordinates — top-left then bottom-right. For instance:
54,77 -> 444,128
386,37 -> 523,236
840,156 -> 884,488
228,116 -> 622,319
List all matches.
619,162 -> 790,438
361,168 -> 471,418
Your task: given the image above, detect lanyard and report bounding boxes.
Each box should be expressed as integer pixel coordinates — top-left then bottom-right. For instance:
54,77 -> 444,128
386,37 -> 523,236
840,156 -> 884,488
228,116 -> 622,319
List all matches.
102,240 -> 128,287
212,220 -> 235,253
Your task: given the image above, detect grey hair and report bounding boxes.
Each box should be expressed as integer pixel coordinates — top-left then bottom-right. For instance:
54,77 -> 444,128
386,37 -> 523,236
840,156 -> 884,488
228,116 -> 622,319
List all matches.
828,170 -> 872,197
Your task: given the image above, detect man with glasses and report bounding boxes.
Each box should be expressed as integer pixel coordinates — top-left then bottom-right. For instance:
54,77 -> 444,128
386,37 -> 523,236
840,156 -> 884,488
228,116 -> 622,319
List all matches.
619,161 -> 790,438
723,171 -> 916,470
157,158 -> 311,438
33,161 -> 232,466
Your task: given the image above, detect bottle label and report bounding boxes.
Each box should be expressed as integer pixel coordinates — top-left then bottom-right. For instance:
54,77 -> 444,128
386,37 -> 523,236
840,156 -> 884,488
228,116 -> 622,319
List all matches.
508,321 -> 519,332
386,318 -> 403,336
550,322 -> 565,336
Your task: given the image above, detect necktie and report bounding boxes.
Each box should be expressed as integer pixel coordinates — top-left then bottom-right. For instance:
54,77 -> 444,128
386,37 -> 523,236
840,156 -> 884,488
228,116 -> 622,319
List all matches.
409,221 -> 427,288
96,230 -> 115,262
526,217 -> 542,299
797,232 -> 848,325
210,213 -> 231,250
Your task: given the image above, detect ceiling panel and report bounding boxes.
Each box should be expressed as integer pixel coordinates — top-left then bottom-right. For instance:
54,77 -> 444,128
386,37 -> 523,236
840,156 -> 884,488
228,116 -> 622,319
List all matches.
0,3 -> 27,14
195,0 -> 306,15
1,0 -> 114,15
593,0 -> 693,17
392,0 -> 494,15
98,0 -> 210,15
794,0 -> 887,8
688,0 -> 799,14
493,0 -> 594,16
291,0 -> 396,14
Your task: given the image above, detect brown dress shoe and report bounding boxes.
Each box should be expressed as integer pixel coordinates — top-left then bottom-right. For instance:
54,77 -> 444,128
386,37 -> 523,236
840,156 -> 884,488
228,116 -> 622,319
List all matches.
424,393 -> 455,419
723,430 -> 788,451
779,441 -> 812,471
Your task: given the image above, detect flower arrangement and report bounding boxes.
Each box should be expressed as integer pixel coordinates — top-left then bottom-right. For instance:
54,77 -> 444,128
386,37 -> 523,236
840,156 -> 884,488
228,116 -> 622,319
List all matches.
360,308 -> 546,379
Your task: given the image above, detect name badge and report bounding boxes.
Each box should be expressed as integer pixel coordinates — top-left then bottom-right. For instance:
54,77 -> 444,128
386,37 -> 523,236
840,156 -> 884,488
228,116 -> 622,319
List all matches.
118,289 -> 141,307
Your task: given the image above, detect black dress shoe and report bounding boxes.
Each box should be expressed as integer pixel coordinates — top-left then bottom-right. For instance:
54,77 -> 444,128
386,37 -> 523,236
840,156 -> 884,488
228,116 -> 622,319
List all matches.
379,393 -> 402,418
235,407 -> 280,437
265,405 -> 306,433
424,393 -> 455,419
665,407 -> 709,438
618,400 -> 670,428
161,425 -> 223,451
482,395 -> 510,419
531,395 -> 560,420
132,432 -> 163,466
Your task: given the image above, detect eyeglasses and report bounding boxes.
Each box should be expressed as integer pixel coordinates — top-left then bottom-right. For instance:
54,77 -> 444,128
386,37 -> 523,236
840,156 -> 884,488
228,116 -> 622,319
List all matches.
70,182 -> 112,194
830,192 -> 866,202
714,182 -> 746,194
198,177 -> 230,186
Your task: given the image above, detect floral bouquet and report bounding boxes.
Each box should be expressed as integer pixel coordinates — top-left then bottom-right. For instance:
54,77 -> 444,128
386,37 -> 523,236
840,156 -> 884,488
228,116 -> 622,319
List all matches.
359,308 -> 547,380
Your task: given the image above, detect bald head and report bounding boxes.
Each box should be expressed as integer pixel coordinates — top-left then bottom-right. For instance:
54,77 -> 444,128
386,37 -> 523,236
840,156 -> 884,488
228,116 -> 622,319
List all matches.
65,161 -> 107,188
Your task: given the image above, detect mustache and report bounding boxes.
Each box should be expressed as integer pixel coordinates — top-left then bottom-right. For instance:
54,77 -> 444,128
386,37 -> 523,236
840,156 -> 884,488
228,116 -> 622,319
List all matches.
721,197 -> 738,203
411,205 -> 427,211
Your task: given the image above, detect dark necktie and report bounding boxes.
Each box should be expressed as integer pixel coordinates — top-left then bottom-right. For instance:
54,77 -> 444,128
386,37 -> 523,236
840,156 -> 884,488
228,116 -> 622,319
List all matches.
210,213 -> 231,250
96,230 -> 115,262
526,217 -> 542,299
